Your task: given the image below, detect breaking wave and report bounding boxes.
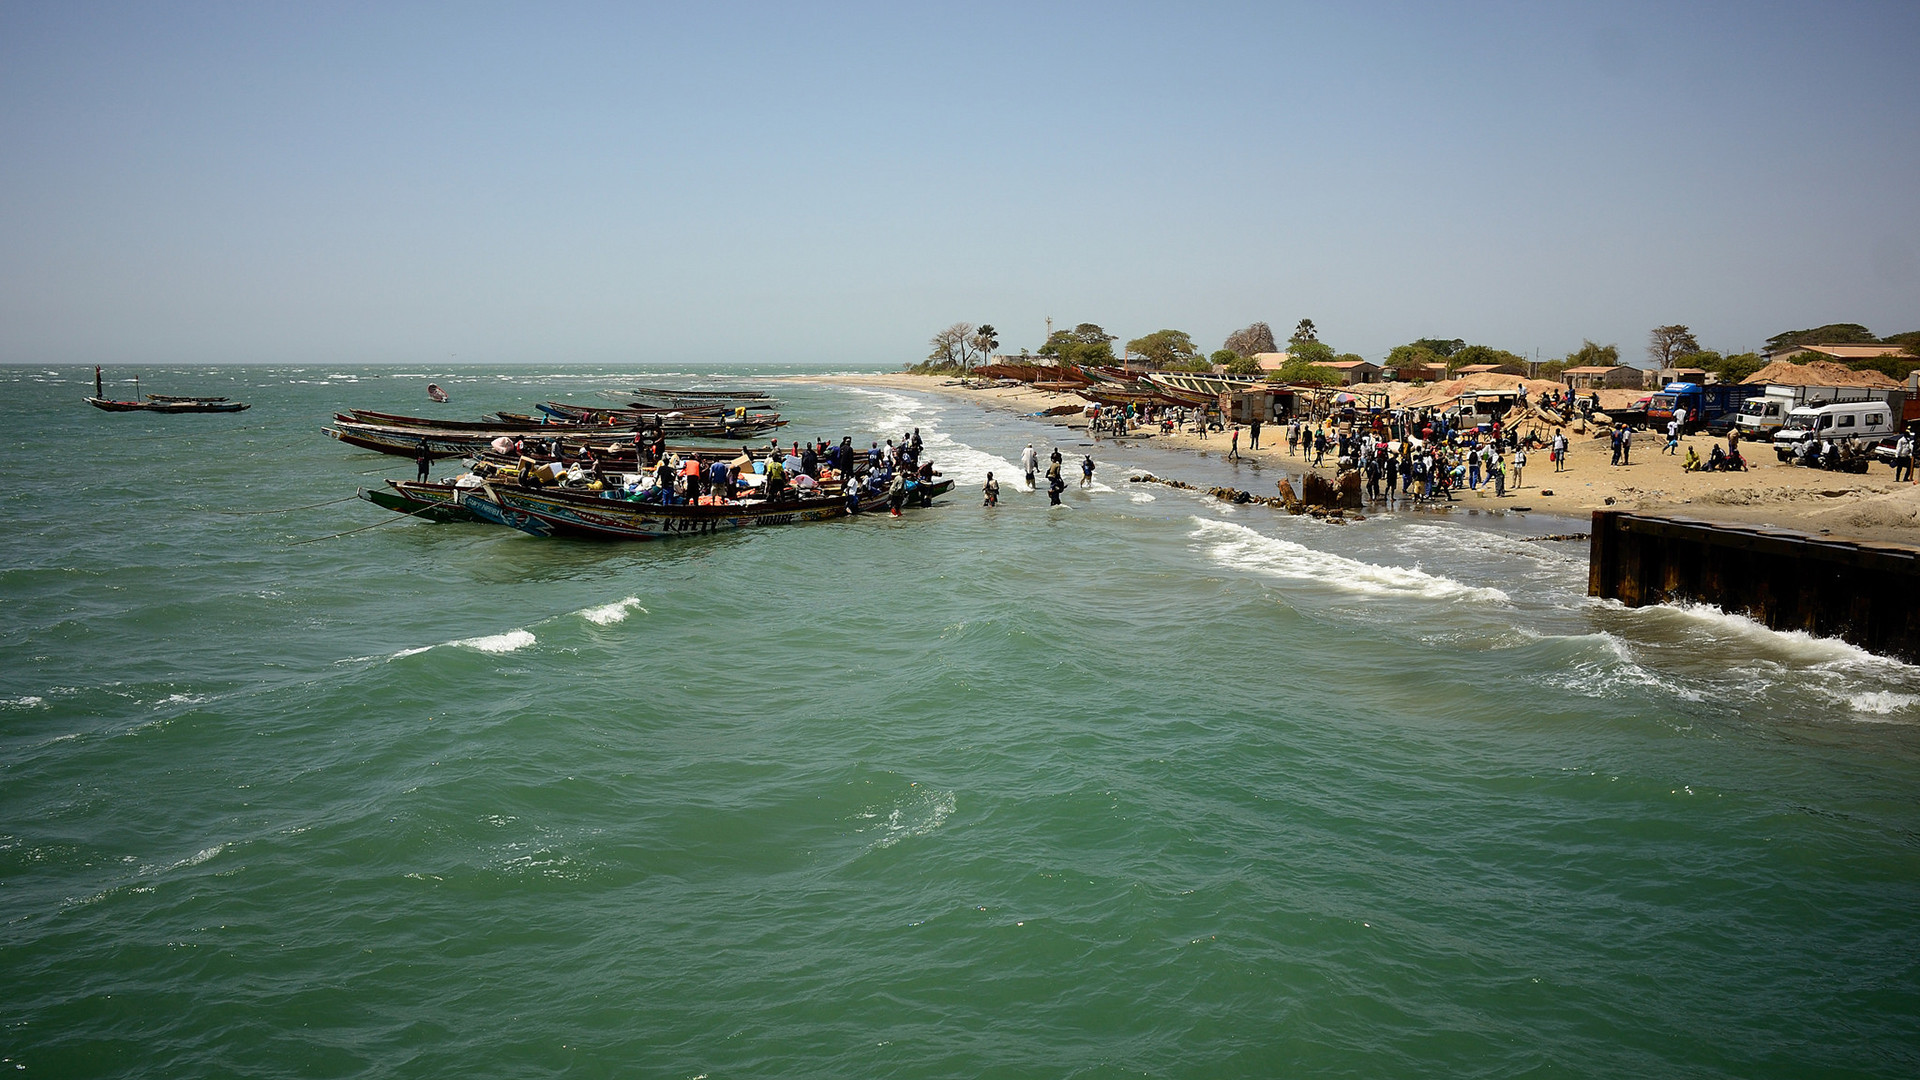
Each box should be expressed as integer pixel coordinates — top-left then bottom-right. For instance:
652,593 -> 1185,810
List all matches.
450,630 -> 536,653
1192,518 -> 1508,602
579,597 -> 647,625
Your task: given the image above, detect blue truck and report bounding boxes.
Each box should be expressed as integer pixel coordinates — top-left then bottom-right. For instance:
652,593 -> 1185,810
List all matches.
1644,382 -> 1762,434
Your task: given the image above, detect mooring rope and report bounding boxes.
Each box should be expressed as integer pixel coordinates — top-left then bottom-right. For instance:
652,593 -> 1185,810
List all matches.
210,494 -> 362,515
287,497 -> 447,545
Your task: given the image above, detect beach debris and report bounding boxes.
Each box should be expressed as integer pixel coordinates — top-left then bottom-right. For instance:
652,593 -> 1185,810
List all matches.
1128,473 -> 1364,522
1519,533 -> 1589,542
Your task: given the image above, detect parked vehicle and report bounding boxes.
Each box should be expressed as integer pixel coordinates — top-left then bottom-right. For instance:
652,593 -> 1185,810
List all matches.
1736,384 -> 1904,439
1773,400 -> 1903,462
1645,382 -> 1760,434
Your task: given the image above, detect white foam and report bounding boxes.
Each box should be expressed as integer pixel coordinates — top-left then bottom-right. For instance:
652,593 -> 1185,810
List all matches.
861,789 -> 957,851
1848,691 -> 1918,715
2,696 -> 46,709
1191,518 -> 1509,602
1129,492 -> 1157,503
846,386 -> 1022,485
1615,601 -> 1915,670
579,597 -> 647,626
450,630 -> 536,653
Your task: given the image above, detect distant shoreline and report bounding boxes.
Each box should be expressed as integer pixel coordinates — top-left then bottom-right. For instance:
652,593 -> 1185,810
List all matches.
781,371 -> 1920,545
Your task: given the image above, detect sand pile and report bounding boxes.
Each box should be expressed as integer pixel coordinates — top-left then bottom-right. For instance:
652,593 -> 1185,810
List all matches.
1740,360 -> 1903,389
1390,372 -> 1566,409
1844,485 -> 1920,530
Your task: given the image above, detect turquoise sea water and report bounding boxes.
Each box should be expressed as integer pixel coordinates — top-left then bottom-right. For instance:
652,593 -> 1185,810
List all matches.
4,364 -> 1919,1078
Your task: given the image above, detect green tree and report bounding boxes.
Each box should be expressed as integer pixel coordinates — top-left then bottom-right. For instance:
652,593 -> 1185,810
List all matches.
1447,343 -> 1527,372
1561,340 -> 1621,368
1290,319 -> 1318,345
967,324 -> 999,372
1410,337 -> 1465,357
1221,352 -> 1263,376
1125,329 -> 1200,369
1268,358 -> 1342,386
1764,323 -> 1877,351
1288,340 -> 1336,366
1037,323 -> 1117,366
1880,329 -> 1920,354
1847,354 -> 1920,381
1648,325 -> 1701,367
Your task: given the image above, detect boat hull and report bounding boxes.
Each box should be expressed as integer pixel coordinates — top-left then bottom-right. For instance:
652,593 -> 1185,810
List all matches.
485,478 -> 953,540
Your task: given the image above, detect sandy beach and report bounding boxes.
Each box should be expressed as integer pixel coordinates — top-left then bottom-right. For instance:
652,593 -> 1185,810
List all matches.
795,372 -> 1920,543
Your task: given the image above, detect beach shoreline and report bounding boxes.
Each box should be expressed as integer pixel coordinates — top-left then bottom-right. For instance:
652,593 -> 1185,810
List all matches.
784,371 -> 1920,545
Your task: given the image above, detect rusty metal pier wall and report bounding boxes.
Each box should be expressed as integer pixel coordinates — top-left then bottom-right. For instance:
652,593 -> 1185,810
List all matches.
1588,511 -> 1920,663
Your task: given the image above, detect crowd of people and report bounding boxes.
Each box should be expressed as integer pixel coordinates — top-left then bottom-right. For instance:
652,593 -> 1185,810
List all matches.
464,428 -> 948,518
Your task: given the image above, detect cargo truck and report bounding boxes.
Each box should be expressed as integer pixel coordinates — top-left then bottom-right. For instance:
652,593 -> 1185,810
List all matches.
1644,382 -> 1760,434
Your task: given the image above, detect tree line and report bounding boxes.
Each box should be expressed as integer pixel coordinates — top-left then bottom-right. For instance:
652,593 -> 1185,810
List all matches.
916,317 -> 1920,383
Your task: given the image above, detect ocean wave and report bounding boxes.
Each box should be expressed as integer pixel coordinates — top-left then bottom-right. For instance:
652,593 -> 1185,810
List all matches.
579,597 -> 647,625
1544,630 -> 1704,702
2,695 -> 47,709
450,630 -> 536,653
859,788 -> 957,851
1843,691 -> 1919,716
845,387 -> 1022,485
1191,518 -> 1508,603
1605,600 -> 1916,671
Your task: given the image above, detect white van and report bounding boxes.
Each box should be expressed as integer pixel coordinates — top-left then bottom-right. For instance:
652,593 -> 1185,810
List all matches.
1772,400 -> 1899,461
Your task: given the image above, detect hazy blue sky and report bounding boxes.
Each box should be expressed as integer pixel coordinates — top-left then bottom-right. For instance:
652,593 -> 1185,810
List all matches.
3,1 -> 1916,366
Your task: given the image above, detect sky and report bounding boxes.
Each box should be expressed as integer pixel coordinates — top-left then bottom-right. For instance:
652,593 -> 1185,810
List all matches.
2,1 -> 1917,367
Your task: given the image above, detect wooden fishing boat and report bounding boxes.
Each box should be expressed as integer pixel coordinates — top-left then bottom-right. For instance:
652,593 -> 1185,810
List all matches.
84,367 -> 249,412
358,480 -> 480,522
324,423 -> 534,459
479,477 -> 952,540
341,409 -> 642,432
532,401 -> 729,422
88,396 -> 250,413
427,383 -> 450,402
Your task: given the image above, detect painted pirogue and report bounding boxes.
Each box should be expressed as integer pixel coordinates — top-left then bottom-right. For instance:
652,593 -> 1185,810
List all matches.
325,410 -> 787,458
475,477 -> 953,540
362,473 -> 952,540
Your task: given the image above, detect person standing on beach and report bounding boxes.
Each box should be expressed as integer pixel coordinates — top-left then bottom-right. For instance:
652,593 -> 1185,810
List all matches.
1609,427 -> 1623,466
1227,426 -> 1241,462
1621,426 -> 1633,465
1664,418 -> 1680,455
1249,418 -> 1262,450
1021,444 -> 1037,489
1893,431 -> 1915,482
1512,446 -> 1526,488
1287,421 -> 1300,456
1552,429 -> 1568,472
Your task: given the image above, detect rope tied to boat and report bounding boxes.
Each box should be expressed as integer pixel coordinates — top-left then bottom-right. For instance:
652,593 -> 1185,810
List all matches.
287,494 -> 449,545
210,494 -> 362,515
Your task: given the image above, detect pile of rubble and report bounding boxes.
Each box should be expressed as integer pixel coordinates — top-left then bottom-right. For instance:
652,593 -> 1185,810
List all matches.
1129,471 -> 1368,522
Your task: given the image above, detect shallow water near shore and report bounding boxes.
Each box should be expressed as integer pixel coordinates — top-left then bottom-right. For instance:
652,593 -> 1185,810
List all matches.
4,364 -> 1920,1078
